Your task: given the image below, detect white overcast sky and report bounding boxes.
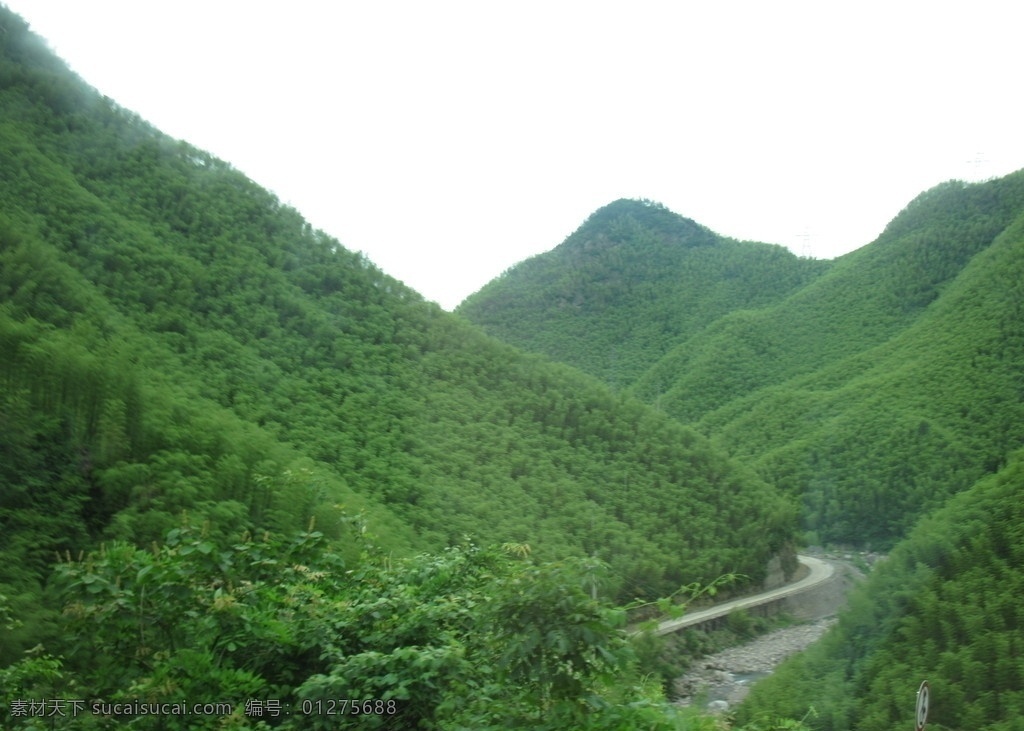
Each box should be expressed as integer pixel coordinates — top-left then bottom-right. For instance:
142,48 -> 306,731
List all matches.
7,1 -> 1024,309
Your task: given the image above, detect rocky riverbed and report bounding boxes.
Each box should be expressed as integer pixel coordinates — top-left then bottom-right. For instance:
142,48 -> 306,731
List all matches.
673,618 -> 836,711
673,553 -> 868,713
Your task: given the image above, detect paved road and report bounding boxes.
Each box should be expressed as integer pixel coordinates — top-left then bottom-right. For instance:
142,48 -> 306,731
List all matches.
652,555 -> 834,636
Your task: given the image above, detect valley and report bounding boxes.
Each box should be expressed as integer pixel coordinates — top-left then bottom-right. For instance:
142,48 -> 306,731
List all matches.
675,618 -> 838,711
2,5 -> 1024,730
671,554 -> 864,712
458,176 -> 1024,730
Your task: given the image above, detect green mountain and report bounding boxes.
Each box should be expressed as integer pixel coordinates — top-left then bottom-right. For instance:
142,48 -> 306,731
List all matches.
736,448 -> 1024,730
732,185 -> 1024,729
0,1 -> 798,707
701,184 -> 1024,544
629,178 -> 1018,420
459,169 -> 1024,728
0,8 -> 815,728
8,4 -> 1023,728
459,198 -> 830,389
459,177 -> 1024,547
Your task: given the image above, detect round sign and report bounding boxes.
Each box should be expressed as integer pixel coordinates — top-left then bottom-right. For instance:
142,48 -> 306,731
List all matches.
916,681 -> 929,730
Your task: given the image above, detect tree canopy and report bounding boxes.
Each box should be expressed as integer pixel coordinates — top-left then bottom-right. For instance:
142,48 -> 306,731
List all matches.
461,176 -> 1024,549
6,4 -> 1024,727
0,8 -> 801,727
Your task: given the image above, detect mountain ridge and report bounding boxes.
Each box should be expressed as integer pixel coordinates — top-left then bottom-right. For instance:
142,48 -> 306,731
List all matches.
459,198 -> 829,387
459,178 -> 1024,726
4,5 -> 1023,727
460,174 -> 1024,546
0,2 -> 795,648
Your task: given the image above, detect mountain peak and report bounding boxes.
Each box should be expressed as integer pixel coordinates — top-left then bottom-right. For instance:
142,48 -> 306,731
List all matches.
562,198 -> 713,252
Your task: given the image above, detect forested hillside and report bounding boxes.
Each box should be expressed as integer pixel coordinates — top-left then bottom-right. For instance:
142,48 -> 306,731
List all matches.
460,169 -> 1024,729
460,176 -> 1024,548
702,187 -> 1024,544
458,198 -> 829,388
736,448 -> 1024,731
0,8 -> 807,728
629,178 -> 1024,421
0,3 -> 798,617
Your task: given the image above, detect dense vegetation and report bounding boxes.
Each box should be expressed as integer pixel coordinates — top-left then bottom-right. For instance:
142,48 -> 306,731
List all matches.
736,449 -> 1024,731
460,178 -> 1024,548
702,187 -> 1024,545
459,199 -> 829,389
459,146 -> 1024,728
1,524 -> 711,730
0,7 -> 806,728
6,3 -> 1023,727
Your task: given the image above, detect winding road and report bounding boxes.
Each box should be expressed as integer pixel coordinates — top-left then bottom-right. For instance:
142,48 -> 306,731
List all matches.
652,555 -> 834,636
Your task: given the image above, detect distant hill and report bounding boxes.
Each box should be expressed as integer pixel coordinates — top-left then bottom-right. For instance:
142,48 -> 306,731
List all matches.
458,198 -> 829,388
460,176 -> 1024,547
459,178 -> 1024,728
701,179 -> 1024,544
0,3 -> 796,669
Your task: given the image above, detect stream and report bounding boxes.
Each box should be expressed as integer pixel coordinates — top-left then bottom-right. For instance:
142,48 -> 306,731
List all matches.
671,552 -> 874,713
673,617 -> 837,711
